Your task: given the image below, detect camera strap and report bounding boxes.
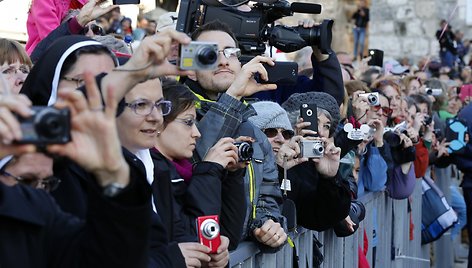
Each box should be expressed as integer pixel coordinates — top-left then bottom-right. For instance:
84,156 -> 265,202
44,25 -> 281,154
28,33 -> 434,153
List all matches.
280,155 -> 291,195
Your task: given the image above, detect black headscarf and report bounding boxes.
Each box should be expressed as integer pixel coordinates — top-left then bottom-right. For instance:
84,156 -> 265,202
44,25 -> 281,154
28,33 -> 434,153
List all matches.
20,35 -> 116,106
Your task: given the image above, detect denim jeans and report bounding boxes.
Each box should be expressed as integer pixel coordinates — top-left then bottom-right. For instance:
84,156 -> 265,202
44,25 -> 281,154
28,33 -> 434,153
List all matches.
440,49 -> 456,68
353,27 -> 366,58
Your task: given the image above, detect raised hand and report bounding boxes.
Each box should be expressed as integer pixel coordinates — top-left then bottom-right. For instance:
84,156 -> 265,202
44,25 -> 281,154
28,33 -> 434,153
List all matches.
48,72 -> 129,187
226,56 -> 277,100
204,137 -> 238,168
312,138 -> 341,178
0,94 -> 36,158
76,0 -> 117,27
276,135 -> 308,169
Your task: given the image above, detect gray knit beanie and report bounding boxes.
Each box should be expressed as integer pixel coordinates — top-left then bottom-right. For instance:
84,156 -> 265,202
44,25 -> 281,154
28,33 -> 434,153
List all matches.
281,92 -> 340,134
248,101 -> 294,131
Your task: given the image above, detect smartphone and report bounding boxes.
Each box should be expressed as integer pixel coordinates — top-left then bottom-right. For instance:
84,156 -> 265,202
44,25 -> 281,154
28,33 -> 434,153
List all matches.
113,0 -> 140,4
256,61 -> 298,85
300,103 -> 318,137
367,49 -> 384,67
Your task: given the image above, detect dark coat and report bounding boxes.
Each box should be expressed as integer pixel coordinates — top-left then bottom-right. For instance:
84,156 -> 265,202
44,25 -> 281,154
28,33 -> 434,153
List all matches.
51,149 -> 186,267
251,52 -> 344,106
0,164 -> 151,268
282,161 -> 351,231
151,150 -> 246,250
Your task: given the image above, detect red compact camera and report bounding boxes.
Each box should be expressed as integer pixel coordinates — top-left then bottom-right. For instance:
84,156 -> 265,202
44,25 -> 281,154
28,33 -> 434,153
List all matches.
196,215 -> 221,253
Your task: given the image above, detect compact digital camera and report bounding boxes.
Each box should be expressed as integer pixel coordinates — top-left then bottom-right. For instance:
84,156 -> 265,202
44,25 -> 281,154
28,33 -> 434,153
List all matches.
359,92 -> 380,106
16,106 -> 71,145
234,141 -> 254,162
196,215 -> 221,253
425,88 -> 442,96
299,139 -> 324,158
179,41 -> 219,70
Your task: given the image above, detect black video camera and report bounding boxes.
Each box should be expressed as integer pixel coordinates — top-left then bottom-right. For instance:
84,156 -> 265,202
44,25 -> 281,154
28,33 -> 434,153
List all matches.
176,0 -> 332,57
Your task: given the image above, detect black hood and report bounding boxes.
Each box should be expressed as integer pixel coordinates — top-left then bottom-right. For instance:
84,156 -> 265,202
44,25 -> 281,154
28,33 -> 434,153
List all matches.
20,36 -> 104,106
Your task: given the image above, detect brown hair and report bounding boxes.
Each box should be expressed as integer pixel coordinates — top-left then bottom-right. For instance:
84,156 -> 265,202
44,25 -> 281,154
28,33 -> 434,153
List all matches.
0,38 -> 32,67
161,79 -> 197,129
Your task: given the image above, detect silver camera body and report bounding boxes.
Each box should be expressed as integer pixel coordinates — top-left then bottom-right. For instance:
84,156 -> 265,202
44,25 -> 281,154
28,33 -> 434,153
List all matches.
180,41 -> 219,70
425,88 -> 442,96
300,139 -> 324,158
359,92 -> 380,106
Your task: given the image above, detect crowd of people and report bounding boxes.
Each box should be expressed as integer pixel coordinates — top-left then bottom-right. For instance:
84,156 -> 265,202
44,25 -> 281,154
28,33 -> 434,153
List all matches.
1,0 -> 472,267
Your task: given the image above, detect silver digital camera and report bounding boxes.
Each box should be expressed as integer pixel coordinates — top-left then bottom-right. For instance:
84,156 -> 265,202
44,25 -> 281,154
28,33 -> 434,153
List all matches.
179,41 -> 218,70
359,92 -> 380,106
300,139 -> 324,158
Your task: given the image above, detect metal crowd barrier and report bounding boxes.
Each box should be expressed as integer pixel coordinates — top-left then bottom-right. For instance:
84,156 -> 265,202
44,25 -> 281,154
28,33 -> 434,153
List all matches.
229,166 -> 460,268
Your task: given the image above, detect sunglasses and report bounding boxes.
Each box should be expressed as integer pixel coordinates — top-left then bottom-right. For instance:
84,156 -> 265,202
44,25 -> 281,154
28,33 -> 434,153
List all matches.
263,128 -> 294,140
372,105 -> 393,116
81,24 -> 105,36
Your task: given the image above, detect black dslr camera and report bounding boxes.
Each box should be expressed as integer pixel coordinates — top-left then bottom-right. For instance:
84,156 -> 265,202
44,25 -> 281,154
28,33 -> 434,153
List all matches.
234,141 -> 254,162
16,106 -> 71,145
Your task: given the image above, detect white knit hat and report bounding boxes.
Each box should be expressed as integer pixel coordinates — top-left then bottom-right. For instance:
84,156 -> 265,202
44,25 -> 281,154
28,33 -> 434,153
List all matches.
249,101 -> 293,131
156,12 -> 178,32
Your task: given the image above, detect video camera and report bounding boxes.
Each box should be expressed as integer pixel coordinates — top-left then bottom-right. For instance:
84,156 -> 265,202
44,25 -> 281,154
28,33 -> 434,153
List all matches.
176,0 -> 333,58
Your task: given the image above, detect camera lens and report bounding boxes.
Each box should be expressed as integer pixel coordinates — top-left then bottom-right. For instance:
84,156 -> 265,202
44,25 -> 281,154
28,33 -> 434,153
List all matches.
34,108 -> 66,139
312,142 -> 324,155
383,131 -> 402,147
368,94 -> 377,104
197,46 -> 217,65
235,141 -> 254,161
201,219 -> 220,239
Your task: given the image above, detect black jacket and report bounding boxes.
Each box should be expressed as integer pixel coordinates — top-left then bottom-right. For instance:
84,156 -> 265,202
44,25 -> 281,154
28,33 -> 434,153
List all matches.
51,149 -> 185,267
0,164 -> 151,268
282,161 -> 351,231
151,150 -> 246,250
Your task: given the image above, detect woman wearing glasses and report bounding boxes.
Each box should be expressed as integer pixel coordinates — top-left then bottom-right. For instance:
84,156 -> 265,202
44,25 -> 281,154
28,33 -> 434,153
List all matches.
0,38 -> 32,94
151,81 -> 246,267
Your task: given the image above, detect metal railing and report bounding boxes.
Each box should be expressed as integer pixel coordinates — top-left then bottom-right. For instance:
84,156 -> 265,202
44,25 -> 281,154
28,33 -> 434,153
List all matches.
229,166 -> 460,268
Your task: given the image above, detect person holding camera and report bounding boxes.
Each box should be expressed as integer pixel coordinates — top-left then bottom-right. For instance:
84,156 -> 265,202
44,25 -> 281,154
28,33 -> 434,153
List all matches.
407,94 -> 434,178
178,20 -> 288,251
278,92 -> 352,231
0,73 -> 152,268
152,81 -> 246,261
251,18 -> 345,106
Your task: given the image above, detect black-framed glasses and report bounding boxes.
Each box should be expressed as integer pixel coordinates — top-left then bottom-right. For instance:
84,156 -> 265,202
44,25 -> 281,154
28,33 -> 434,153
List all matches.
0,170 -> 61,192
125,99 -> 172,116
218,47 -> 241,59
61,76 -> 85,88
175,117 -> 198,127
81,24 -> 105,36
263,128 -> 294,140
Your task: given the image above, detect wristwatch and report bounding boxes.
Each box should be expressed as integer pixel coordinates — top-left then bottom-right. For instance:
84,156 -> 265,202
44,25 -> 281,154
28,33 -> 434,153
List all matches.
103,182 -> 126,197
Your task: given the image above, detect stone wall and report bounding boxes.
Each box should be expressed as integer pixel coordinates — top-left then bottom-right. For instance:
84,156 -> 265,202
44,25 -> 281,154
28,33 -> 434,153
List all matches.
282,0 -> 472,63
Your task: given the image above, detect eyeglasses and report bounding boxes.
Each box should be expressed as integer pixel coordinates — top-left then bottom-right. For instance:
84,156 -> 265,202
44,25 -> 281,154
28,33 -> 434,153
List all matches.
263,128 -> 294,140
175,117 -> 198,127
218,48 -> 241,59
61,76 -> 85,88
81,24 -> 105,36
0,170 -> 61,192
125,99 -> 172,116
1,65 -> 30,76
372,105 -> 393,116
